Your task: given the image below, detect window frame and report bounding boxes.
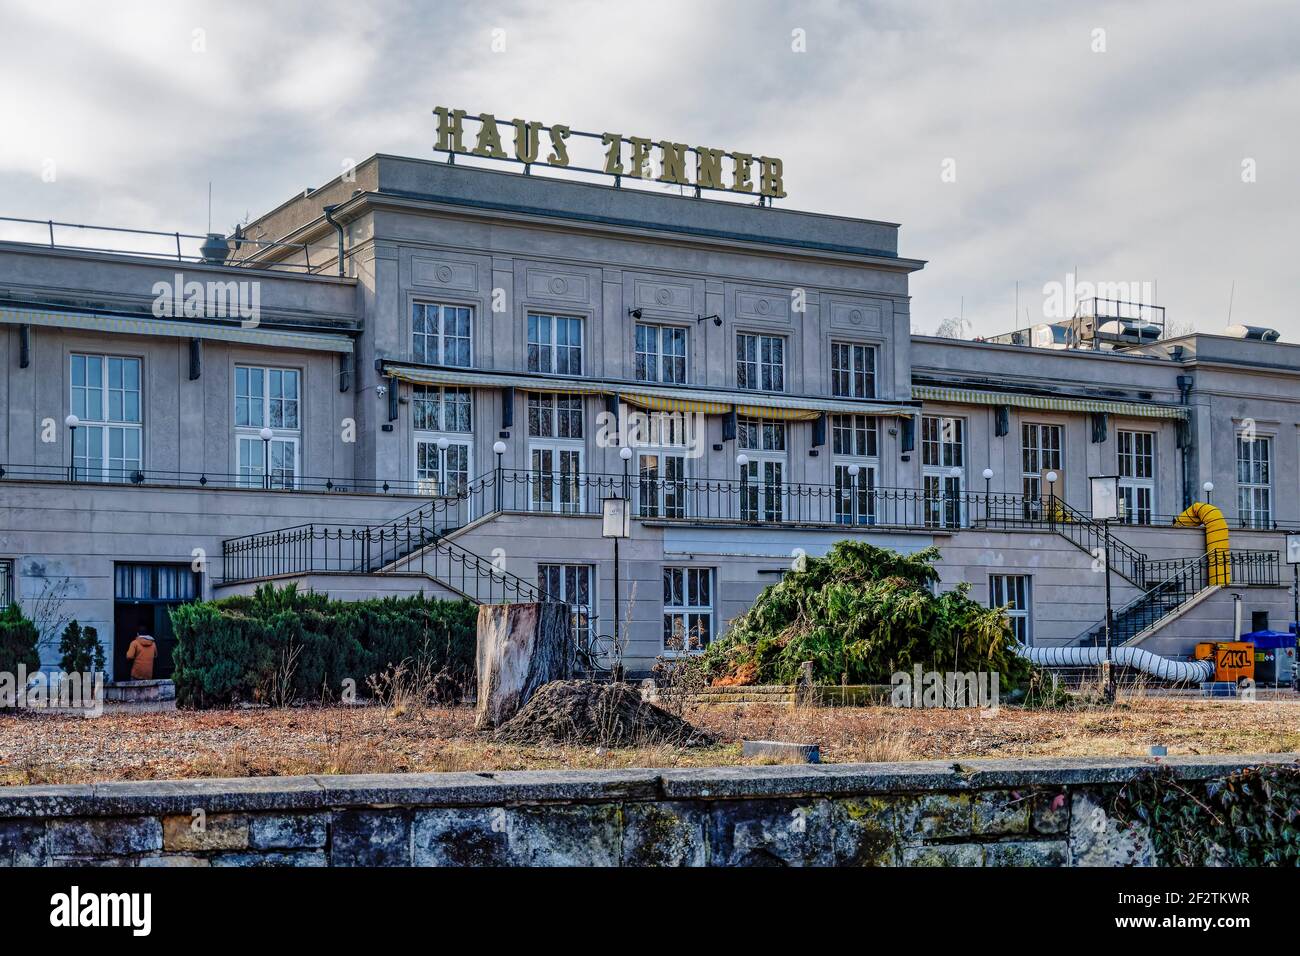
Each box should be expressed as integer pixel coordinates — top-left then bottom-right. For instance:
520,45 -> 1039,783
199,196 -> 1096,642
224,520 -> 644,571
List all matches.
1117,429 -> 1156,525
528,311 -> 585,376
0,559 -> 13,608
832,414 -> 879,525
234,364 -> 301,490
735,332 -> 786,392
70,353 -> 143,483
1020,421 -> 1063,519
989,574 -> 1033,645
921,415 -> 966,527
412,301 -> 474,368
662,566 -> 715,655
1236,433 -> 1273,529
538,563 -> 596,651
634,322 -> 689,385
830,341 -> 878,399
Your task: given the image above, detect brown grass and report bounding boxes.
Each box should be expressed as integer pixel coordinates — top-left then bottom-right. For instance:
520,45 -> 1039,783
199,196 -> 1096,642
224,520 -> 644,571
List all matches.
1,695 -> 1297,787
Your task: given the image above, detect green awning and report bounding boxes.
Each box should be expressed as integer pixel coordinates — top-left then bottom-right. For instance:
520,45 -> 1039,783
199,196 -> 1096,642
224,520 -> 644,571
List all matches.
912,384 -> 1187,420
0,306 -> 354,353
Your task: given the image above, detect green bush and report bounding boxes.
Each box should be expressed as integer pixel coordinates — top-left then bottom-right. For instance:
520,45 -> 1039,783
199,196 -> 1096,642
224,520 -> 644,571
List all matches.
0,602 -> 41,679
689,541 -> 1030,687
170,584 -> 477,708
58,620 -> 105,675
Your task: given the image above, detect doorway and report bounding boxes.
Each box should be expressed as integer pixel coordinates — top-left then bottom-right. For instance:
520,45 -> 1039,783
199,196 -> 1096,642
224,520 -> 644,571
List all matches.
112,563 -> 201,681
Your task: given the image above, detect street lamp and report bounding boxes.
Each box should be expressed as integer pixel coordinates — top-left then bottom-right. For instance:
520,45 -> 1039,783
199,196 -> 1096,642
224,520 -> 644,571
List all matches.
982,467 -> 994,525
602,484 -> 632,683
949,465 -> 963,528
620,445 -> 633,499
259,427 -> 273,489
847,464 -> 861,525
64,414 -> 79,481
436,436 -> 450,496
1202,480 -> 1214,503
493,440 -> 507,512
1091,475 -> 1121,700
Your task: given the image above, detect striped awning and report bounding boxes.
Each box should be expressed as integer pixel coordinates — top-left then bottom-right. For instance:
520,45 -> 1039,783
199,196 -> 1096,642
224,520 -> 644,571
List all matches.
912,384 -> 1188,420
0,306 -> 355,353
383,362 -> 915,419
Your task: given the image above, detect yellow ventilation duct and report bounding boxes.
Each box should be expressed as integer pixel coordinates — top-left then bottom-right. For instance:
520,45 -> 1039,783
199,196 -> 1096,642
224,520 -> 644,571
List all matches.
1175,502 -> 1231,585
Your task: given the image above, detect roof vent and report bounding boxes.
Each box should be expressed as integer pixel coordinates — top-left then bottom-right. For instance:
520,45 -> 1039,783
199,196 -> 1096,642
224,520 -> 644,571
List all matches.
1225,324 -> 1280,342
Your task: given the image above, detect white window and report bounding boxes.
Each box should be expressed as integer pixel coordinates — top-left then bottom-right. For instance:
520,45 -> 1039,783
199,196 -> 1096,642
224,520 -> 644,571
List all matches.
831,342 -> 877,399
413,387 -> 473,497
922,415 -> 965,527
70,354 -> 142,483
737,416 -> 786,521
528,393 -> 584,513
637,451 -> 688,519
635,323 -> 687,384
528,312 -> 584,375
538,564 -> 595,650
989,574 -> 1032,645
663,567 -> 714,653
736,333 -> 785,391
1237,434 -> 1272,529
412,302 -> 472,367
833,414 -> 878,525
1117,430 -> 1155,524
0,559 -> 12,608
235,366 -> 300,489
1021,422 -> 1062,518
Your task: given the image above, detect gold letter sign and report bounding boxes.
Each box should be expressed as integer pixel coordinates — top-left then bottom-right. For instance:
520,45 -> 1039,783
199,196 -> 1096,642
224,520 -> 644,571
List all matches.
433,107 -> 786,199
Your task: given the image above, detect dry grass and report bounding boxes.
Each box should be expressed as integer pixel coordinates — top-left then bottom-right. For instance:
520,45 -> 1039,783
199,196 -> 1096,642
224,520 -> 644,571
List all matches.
1,695 -> 1297,787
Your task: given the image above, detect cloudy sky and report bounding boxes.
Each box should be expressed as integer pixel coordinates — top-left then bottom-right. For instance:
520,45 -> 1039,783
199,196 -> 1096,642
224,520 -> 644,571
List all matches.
1,0 -> 1297,338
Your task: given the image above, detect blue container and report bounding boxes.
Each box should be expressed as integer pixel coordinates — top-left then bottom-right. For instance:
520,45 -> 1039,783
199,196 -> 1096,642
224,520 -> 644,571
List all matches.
1241,629 -> 1298,650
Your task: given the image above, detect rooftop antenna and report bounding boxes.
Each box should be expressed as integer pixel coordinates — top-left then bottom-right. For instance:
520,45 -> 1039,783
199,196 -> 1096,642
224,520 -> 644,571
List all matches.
207,181 -> 212,233
1227,280 -> 1236,324
1015,281 -> 1020,331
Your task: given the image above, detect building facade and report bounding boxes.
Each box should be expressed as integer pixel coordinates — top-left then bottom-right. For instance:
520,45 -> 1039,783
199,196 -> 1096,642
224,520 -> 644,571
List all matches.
1,155 -> 1296,679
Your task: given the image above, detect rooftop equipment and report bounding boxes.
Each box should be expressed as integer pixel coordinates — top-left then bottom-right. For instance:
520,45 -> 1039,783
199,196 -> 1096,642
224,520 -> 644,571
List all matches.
1224,324 -> 1280,341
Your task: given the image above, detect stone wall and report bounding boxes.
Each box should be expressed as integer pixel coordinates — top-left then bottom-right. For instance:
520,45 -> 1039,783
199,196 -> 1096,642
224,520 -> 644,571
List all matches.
1,755 -> 1294,867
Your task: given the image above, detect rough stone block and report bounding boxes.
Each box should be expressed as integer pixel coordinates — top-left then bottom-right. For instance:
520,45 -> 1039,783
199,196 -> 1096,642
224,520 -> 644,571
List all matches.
1030,790 -> 1070,834
250,813 -> 328,850
972,790 -> 1031,836
138,853 -> 211,867
622,802 -> 708,867
985,840 -> 1068,866
412,808 -> 510,866
506,804 -> 621,866
163,813 -> 249,851
211,850 -> 327,867
49,816 -> 162,857
896,793 -> 972,842
707,798 -> 834,867
831,797 -> 899,866
0,820 -> 48,866
742,740 -> 820,764
1068,792 -> 1155,866
330,810 -> 412,867
902,843 -> 983,867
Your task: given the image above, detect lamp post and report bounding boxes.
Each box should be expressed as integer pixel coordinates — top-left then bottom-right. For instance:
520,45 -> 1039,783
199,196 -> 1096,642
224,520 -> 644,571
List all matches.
493,440 -> 507,512
847,463 -> 860,525
436,436 -> 450,497
602,491 -> 631,683
982,467 -> 994,525
1045,469 -> 1059,528
620,445 -> 633,501
64,414 -> 79,481
1202,480 -> 1214,503
259,426 -> 273,490
1091,475 -> 1120,700
949,465 -> 963,528
736,453 -> 749,521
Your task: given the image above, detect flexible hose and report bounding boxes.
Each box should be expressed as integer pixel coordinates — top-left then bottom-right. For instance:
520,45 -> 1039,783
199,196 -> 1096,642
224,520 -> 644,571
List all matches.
1175,502 -> 1231,585
1015,643 -> 1214,683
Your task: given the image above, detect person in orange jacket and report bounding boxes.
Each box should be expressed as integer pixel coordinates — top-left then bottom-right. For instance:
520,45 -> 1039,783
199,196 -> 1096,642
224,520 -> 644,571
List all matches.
125,627 -> 157,680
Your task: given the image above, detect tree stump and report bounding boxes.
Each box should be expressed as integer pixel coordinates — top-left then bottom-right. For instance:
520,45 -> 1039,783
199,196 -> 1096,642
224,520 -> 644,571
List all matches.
474,602 -> 572,731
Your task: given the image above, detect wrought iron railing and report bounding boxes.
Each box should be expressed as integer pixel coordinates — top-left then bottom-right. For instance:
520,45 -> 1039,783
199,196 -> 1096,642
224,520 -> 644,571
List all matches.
1045,495 -> 1151,586
0,462 -> 452,496
1077,549 -> 1280,647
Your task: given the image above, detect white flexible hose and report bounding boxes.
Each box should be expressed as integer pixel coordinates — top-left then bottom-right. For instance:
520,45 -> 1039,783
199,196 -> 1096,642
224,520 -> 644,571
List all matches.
1015,643 -> 1215,683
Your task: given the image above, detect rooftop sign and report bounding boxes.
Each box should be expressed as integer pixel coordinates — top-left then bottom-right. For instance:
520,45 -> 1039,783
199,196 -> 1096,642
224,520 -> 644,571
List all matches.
433,107 -> 786,202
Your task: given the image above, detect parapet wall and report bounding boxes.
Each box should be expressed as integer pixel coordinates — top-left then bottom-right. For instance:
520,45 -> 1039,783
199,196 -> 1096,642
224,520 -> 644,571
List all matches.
1,755 -> 1294,867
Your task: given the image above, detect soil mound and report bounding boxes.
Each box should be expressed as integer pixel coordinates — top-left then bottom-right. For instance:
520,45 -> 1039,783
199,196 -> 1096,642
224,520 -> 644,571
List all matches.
494,680 -> 715,747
